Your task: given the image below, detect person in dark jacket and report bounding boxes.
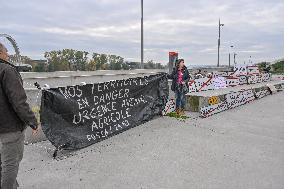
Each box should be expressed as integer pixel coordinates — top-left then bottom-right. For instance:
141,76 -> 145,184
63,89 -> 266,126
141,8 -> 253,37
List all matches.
0,42 -> 38,189
168,59 -> 190,115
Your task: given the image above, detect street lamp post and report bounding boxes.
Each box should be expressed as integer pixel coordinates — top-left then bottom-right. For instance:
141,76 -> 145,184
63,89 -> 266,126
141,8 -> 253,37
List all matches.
217,18 -> 224,67
234,53 -> 237,65
229,45 -> 234,67
229,53 -> 230,67
141,0 -> 144,69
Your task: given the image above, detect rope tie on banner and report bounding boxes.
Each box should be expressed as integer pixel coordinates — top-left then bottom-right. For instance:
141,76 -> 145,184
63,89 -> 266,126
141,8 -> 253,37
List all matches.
53,143 -> 67,159
34,81 -> 42,106
34,82 -> 41,89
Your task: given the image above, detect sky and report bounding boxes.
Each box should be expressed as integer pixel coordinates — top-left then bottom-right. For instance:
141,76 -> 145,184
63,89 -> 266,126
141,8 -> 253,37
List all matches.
1,0 -> 283,66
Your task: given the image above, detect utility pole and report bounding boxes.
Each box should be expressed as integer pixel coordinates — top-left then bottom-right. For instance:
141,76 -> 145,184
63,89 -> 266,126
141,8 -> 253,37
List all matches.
234,53 -> 237,65
229,53 -> 231,67
141,0 -> 144,69
217,18 -> 224,67
229,45 -> 233,67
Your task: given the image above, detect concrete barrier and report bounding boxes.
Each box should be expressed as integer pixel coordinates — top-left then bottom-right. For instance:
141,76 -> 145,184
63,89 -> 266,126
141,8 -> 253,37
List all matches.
22,69 -> 166,88
186,80 -> 283,118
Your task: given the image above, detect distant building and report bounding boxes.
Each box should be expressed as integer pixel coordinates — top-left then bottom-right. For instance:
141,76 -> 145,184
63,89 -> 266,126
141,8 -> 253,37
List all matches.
125,61 -> 140,69
14,63 -> 32,72
29,59 -> 48,65
26,59 -> 48,72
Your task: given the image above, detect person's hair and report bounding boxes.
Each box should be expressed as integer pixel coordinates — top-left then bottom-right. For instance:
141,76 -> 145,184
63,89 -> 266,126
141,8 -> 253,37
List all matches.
0,42 -> 10,62
0,42 -> 7,53
176,59 -> 184,68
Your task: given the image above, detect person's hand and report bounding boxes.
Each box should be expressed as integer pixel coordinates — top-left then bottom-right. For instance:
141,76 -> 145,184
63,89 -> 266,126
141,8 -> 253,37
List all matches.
181,81 -> 185,84
30,123 -> 39,136
29,124 -> 39,135
32,126 -> 39,136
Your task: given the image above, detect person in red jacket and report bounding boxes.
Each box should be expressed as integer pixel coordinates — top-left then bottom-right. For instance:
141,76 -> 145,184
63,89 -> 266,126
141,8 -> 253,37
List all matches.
0,42 -> 38,189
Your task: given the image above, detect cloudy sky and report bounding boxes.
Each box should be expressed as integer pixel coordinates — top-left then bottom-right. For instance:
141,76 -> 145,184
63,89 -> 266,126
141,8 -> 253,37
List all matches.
1,0 -> 283,66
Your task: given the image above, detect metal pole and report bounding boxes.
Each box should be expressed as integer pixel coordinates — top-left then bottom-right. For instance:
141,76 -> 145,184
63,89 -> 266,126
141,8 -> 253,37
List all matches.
234,53 -> 237,65
217,19 -> 224,67
229,45 -> 233,67
217,19 -> 220,67
141,0 -> 144,69
229,53 -> 231,67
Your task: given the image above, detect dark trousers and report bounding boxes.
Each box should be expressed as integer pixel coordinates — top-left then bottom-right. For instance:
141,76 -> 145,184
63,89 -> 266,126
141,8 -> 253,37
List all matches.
0,131 -> 25,189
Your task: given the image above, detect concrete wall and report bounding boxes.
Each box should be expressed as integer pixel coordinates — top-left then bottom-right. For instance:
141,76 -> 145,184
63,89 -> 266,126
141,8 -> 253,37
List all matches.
22,69 -> 166,88
21,69 -> 167,78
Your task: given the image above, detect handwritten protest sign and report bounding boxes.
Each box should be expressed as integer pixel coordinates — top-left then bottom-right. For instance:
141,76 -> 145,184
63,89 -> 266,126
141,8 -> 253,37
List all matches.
40,74 -> 168,150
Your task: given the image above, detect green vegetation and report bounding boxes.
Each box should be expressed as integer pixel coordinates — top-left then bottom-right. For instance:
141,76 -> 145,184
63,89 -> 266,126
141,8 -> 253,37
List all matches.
165,112 -> 189,120
33,62 -> 46,72
271,60 -> 284,74
257,62 -> 267,72
257,60 -> 284,74
13,49 -> 165,72
44,49 -> 89,71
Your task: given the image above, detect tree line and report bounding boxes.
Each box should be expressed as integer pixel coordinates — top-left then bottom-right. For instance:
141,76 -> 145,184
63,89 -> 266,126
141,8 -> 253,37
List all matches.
271,60 -> 284,74
12,49 -> 165,72
258,60 -> 284,74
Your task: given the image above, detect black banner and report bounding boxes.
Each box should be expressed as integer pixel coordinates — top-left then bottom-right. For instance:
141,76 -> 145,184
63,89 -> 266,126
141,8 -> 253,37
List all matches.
40,73 -> 168,150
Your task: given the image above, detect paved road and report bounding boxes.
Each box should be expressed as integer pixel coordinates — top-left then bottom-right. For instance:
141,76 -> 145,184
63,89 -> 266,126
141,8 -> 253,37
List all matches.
18,92 -> 284,189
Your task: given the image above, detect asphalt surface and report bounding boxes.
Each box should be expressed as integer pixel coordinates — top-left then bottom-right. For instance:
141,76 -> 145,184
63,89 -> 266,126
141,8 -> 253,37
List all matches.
18,92 -> 284,189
